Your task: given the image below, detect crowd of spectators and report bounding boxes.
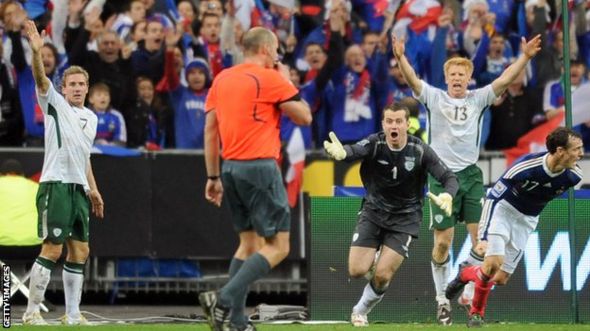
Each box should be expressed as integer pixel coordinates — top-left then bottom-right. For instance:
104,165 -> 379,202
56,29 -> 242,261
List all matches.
0,0 -> 589,152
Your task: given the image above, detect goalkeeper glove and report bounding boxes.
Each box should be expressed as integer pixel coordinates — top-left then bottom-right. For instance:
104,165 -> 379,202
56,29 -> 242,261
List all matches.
427,192 -> 453,217
323,131 -> 347,161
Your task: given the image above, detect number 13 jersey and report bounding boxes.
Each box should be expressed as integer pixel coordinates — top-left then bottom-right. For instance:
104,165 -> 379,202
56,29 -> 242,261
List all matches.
416,80 -> 497,172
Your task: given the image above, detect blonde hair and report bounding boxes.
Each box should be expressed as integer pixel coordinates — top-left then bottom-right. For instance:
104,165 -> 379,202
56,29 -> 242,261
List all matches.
61,65 -> 90,87
443,57 -> 474,78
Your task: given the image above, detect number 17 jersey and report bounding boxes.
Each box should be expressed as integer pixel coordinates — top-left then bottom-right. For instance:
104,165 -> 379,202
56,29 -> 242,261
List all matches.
416,80 -> 497,172
487,152 -> 583,216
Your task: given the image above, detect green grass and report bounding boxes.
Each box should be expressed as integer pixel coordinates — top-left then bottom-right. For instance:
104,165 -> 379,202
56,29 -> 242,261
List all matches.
12,323 -> 590,331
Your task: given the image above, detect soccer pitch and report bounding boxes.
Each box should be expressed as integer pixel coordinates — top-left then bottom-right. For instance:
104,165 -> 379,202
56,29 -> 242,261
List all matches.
15,324 -> 590,331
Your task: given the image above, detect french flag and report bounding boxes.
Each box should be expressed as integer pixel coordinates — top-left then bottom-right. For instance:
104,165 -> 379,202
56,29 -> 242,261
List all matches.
503,111 -> 564,166
284,127 -> 306,208
281,121 -> 307,208
394,0 -> 442,34
503,82 -> 590,166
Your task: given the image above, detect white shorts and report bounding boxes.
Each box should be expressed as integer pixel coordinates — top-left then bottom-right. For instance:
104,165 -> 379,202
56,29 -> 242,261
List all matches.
478,199 -> 538,274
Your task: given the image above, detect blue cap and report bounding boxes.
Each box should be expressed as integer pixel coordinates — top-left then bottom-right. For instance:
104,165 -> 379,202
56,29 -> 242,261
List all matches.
185,58 -> 211,86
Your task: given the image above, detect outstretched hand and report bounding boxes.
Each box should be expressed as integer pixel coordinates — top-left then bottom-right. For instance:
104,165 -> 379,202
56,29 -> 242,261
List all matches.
391,33 -> 405,60
24,20 -> 45,53
521,34 -> 542,59
165,23 -> 183,48
437,9 -> 453,28
68,0 -> 88,17
84,6 -> 102,31
328,0 -> 344,31
323,131 -> 346,161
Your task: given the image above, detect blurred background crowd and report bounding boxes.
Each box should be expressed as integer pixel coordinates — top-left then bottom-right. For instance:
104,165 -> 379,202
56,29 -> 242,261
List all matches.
0,0 -> 589,153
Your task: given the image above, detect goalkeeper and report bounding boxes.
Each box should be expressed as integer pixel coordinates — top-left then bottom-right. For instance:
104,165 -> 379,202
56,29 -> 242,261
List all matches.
324,102 -> 458,327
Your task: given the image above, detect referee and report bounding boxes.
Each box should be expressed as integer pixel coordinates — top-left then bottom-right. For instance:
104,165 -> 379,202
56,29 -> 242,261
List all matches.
199,26 -> 312,331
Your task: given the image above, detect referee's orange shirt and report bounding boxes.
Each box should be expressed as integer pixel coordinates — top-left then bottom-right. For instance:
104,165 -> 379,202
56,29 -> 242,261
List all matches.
205,63 -> 299,160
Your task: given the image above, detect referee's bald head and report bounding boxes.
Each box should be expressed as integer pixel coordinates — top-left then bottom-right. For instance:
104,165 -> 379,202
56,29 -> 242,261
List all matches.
242,27 -> 276,56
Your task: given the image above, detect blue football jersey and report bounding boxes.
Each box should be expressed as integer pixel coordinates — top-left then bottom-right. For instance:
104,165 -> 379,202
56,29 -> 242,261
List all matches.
487,152 -> 583,216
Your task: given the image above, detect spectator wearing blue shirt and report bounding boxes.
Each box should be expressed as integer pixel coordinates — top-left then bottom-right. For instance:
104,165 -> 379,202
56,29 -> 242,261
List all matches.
474,33 -> 512,87
2,0 -> 44,146
326,43 -> 384,144
88,83 -> 127,147
131,19 -> 166,85
382,58 -> 414,113
362,31 -> 382,77
543,60 -> 587,120
527,0 -> 561,88
163,53 -> 210,149
486,0 -> 515,34
297,0 -> 358,71
111,0 -> 147,43
542,60 -> 590,150
351,0 -> 386,33
40,43 -> 68,91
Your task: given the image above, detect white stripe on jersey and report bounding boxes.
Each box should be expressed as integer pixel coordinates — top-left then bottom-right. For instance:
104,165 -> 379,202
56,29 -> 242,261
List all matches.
40,194 -> 49,240
405,235 -> 412,247
572,165 -> 583,179
478,199 -> 494,240
504,157 -> 543,179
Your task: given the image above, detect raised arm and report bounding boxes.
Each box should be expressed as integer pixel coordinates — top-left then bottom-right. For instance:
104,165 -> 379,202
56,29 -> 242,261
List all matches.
159,26 -> 184,92
315,2 -> 346,92
392,34 -> 423,96
8,29 -> 27,72
430,10 -> 453,89
220,1 -> 243,64
5,3 -> 27,71
491,35 -> 541,96
66,1 -> 102,65
24,20 -> 50,94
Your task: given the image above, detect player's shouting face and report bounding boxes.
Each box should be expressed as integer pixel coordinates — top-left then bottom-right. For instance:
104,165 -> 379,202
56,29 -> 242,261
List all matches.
382,108 -> 409,149
445,64 -> 470,98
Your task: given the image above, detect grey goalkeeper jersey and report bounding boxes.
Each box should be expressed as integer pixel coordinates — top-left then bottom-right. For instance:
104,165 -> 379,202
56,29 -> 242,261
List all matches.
343,134 -> 458,215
